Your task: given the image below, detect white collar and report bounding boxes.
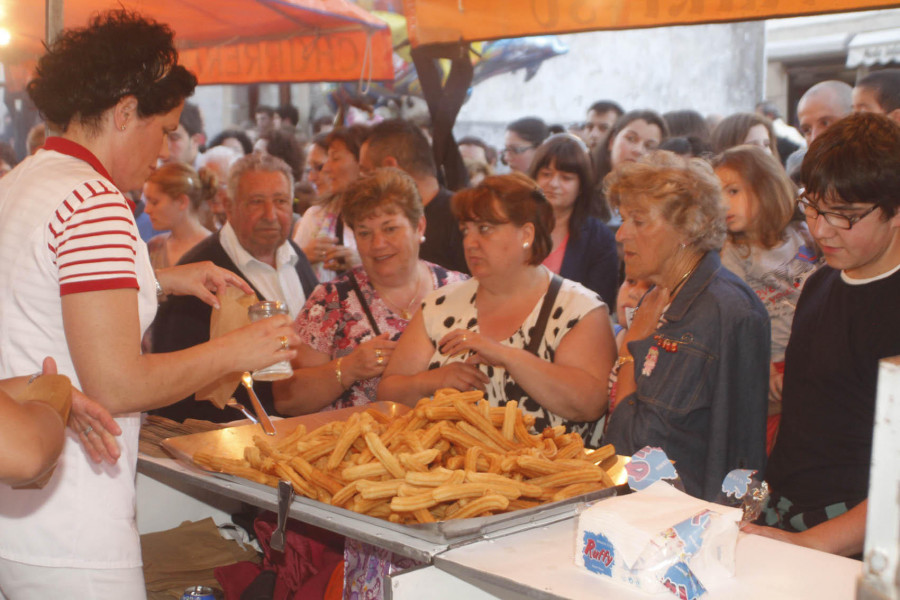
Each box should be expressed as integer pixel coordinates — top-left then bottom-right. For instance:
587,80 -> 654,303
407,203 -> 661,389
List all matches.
219,221 -> 297,270
841,260 -> 900,285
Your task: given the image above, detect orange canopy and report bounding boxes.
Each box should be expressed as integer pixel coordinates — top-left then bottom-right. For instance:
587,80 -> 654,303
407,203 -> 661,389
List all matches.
1,0 -> 394,86
403,0 -> 900,46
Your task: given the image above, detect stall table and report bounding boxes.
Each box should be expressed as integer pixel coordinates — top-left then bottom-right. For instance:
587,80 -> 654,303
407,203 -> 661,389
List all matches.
137,454 -> 862,600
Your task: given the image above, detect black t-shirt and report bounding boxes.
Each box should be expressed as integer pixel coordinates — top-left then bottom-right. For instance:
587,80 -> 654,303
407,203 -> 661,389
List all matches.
767,264 -> 900,511
419,188 -> 468,274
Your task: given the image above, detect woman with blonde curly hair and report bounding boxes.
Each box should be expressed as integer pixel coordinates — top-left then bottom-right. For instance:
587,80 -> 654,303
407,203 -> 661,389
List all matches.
602,150 -> 770,500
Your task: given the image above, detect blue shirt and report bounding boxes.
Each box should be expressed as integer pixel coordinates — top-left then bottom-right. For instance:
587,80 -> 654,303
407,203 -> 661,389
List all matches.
603,251 -> 770,500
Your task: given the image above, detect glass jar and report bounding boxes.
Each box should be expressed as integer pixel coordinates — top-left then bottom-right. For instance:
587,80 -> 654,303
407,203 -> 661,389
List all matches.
248,301 -> 293,381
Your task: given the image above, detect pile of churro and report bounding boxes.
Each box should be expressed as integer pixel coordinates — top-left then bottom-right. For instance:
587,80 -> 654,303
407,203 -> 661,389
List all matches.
193,389 -> 617,523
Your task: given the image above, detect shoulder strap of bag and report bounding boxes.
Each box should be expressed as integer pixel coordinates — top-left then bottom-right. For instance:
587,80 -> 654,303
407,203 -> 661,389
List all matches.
348,272 -> 382,336
335,217 -> 344,247
525,274 -> 563,356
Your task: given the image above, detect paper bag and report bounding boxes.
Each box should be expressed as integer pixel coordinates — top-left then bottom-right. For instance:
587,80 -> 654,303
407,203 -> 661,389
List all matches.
195,286 -> 258,409
575,481 -> 742,598
14,374 -> 72,489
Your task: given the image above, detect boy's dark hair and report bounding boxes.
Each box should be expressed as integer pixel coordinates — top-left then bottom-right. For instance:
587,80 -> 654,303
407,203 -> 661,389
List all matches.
179,102 -> 204,137
277,104 -> 300,126
588,100 -> 624,118
365,119 -> 436,177
802,112 -> 900,218
855,69 -> 900,114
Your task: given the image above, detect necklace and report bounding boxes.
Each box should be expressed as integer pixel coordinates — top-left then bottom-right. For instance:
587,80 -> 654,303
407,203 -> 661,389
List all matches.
378,264 -> 425,320
668,255 -> 702,299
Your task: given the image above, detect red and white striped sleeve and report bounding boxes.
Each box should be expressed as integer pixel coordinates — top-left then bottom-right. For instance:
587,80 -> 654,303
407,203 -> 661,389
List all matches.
48,179 -> 140,296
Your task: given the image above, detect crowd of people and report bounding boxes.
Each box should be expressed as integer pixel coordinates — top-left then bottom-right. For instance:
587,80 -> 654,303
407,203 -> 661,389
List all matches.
0,8 -> 898,597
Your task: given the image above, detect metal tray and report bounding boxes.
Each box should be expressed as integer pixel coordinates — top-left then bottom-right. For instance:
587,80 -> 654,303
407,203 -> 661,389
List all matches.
161,402 -> 627,545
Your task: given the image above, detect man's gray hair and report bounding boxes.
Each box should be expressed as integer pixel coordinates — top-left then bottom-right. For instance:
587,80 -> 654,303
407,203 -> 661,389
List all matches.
227,152 -> 294,201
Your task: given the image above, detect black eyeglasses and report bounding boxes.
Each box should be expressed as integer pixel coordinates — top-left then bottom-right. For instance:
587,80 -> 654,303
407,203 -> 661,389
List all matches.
499,145 -> 535,166
797,194 -> 878,230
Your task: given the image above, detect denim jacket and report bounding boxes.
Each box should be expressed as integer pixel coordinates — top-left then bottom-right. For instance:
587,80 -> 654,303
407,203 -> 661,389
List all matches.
603,251 -> 770,500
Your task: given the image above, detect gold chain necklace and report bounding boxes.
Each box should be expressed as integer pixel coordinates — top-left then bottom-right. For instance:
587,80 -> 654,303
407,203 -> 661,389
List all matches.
669,255 -> 702,299
378,265 -> 424,320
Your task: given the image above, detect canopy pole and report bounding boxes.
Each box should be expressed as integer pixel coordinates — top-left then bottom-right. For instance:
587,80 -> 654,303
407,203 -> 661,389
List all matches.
46,0 -> 64,45
411,43 -> 473,191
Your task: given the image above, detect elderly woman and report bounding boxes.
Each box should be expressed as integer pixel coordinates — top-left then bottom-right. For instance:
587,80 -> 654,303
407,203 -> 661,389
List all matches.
528,134 -> 618,307
273,168 -> 466,414
602,151 -> 769,501
379,173 -> 617,442
0,12 -> 299,595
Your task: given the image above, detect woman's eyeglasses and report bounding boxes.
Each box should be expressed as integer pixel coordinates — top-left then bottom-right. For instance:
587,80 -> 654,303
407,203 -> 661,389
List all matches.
500,145 -> 535,166
797,194 -> 878,230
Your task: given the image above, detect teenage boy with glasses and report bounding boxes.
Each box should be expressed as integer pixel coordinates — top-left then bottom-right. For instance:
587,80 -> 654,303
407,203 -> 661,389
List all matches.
743,112 -> 900,556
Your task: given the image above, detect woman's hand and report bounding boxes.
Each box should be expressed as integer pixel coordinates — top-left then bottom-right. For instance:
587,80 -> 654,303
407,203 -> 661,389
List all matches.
623,285 -> 669,344
304,235 -> 338,265
218,315 -> 301,374
156,262 -> 254,308
425,363 -> 490,392
438,329 -> 510,368
323,245 -> 358,272
40,357 -> 122,465
69,388 -> 122,464
344,333 -> 398,382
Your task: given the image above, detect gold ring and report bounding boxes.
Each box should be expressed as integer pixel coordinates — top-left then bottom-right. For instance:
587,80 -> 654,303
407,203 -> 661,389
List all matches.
279,335 -> 289,351
375,348 -> 382,358
376,355 -> 384,366
462,334 -> 468,342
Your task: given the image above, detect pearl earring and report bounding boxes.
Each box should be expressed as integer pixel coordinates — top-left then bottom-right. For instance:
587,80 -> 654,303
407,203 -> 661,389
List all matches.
523,242 -> 530,249
120,125 -> 126,131
420,235 -> 426,243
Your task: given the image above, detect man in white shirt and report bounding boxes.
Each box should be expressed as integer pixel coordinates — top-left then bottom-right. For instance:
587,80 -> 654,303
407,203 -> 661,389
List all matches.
150,153 -> 317,422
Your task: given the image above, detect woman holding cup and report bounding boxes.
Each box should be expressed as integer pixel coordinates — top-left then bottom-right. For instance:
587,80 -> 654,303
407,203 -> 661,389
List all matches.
273,168 -> 466,414
0,11 -> 300,595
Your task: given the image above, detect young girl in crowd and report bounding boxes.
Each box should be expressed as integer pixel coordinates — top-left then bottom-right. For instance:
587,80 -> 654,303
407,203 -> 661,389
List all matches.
613,277 -> 651,350
711,112 -> 780,159
143,162 -> 215,269
713,145 -> 824,453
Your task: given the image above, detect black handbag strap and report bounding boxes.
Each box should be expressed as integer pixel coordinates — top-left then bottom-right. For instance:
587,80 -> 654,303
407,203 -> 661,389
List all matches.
334,217 -> 344,246
525,274 -> 563,356
348,272 -> 382,336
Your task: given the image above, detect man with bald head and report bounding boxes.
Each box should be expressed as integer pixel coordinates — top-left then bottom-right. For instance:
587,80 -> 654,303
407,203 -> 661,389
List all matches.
797,80 -> 852,143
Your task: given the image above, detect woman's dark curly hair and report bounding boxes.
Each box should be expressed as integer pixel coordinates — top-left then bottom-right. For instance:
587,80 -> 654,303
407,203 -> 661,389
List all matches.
27,10 -> 197,133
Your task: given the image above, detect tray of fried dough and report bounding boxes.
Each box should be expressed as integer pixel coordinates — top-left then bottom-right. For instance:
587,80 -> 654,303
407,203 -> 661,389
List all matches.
162,390 -> 627,544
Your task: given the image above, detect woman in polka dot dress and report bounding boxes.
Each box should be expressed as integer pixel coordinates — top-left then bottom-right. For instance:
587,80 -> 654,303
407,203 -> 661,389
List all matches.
379,173 -> 617,444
